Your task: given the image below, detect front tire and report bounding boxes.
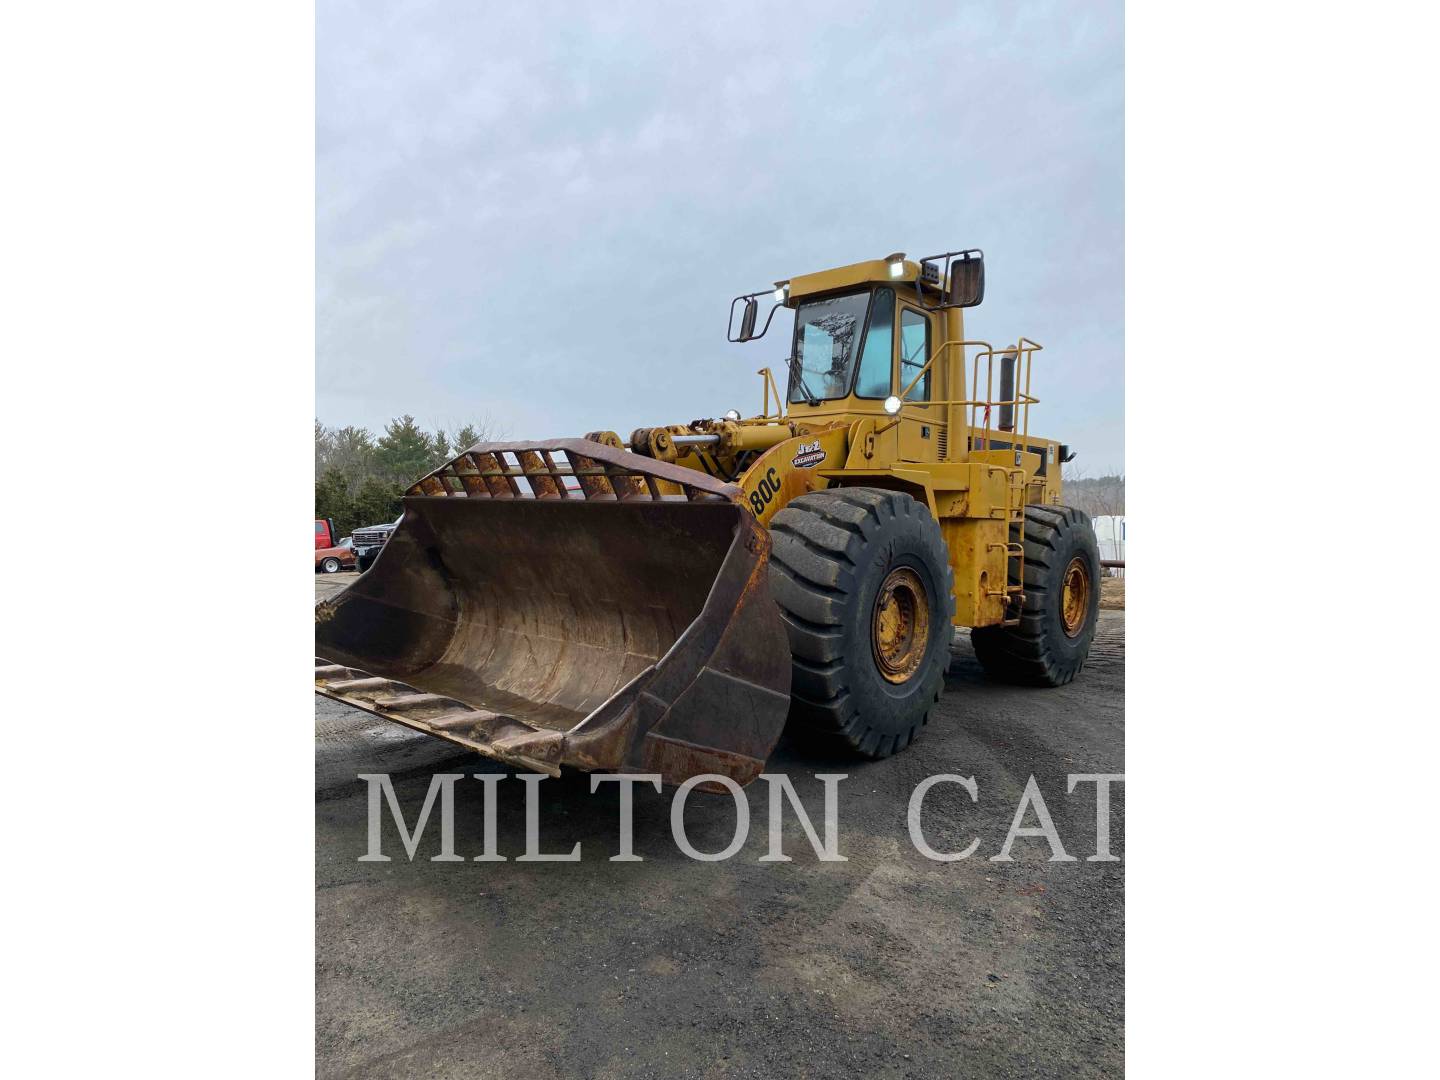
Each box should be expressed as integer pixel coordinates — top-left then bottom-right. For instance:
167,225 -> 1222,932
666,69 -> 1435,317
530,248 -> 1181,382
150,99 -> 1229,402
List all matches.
320,557 -> 341,574
768,488 -> 955,758
971,505 -> 1100,686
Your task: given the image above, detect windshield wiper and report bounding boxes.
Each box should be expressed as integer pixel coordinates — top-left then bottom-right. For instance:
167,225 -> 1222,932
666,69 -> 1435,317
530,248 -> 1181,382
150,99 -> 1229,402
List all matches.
785,356 -> 821,406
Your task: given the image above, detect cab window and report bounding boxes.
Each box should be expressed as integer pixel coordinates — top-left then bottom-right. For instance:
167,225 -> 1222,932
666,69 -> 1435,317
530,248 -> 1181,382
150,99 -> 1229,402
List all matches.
788,292 -> 870,403
853,288 -> 894,398
899,308 -> 931,402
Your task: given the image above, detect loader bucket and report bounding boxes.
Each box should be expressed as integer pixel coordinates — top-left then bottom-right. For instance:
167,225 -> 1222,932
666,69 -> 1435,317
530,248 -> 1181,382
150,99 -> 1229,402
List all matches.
315,440 -> 792,788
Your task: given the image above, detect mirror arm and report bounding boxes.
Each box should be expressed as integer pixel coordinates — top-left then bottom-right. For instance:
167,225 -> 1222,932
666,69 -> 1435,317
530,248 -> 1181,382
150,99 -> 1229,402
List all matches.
754,302 -> 783,340
917,248 -> 985,310
728,291 -> 786,343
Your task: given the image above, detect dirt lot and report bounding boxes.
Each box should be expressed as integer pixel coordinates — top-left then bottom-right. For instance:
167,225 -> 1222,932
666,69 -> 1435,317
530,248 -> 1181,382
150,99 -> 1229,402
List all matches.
316,572 -> 1124,1078
1100,575 -> 1124,610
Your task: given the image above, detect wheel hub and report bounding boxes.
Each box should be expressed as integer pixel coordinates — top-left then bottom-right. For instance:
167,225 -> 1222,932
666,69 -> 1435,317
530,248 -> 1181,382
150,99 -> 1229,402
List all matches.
871,567 -> 930,683
1061,556 -> 1091,638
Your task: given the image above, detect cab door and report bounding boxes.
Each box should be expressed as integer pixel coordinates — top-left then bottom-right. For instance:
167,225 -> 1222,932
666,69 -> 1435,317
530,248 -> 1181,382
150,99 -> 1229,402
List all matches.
896,305 -> 945,462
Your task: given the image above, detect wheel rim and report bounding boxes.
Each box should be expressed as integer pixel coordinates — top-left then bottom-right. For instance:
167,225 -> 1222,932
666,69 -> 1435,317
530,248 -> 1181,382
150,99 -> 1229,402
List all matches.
324,559 -> 338,573
871,567 -> 931,683
1060,556 -> 1091,638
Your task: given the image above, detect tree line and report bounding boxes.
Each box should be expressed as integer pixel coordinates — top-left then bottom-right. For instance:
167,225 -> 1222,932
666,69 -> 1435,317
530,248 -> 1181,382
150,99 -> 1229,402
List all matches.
317,418 -> 1121,541
315,416 -> 497,538
1063,470 -> 1125,519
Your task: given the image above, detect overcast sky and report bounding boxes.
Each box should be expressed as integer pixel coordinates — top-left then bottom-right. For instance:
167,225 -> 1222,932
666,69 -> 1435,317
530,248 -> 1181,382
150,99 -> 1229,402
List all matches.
318,1 -> 1123,471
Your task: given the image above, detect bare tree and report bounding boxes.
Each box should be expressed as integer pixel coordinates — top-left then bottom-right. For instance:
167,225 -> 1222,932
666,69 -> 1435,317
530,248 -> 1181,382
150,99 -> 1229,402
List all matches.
315,422 -> 379,494
427,413 -> 505,456
1062,464 -> 1125,519
315,419 -> 333,477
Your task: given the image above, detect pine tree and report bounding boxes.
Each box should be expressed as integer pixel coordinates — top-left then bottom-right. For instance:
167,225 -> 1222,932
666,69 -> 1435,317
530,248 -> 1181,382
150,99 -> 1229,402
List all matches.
315,468 -> 355,537
374,415 -> 440,485
352,476 -> 403,528
451,424 -> 482,452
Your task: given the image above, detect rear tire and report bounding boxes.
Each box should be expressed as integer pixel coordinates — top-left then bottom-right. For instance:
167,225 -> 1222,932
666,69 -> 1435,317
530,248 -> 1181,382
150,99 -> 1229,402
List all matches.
971,505 -> 1100,686
321,557 -> 341,574
768,488 -> 955,759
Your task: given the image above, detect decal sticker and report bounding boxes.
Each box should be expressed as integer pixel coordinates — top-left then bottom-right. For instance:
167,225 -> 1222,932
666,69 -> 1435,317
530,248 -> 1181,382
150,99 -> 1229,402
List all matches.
748,466 -> 781,518
791,440 -> 826,469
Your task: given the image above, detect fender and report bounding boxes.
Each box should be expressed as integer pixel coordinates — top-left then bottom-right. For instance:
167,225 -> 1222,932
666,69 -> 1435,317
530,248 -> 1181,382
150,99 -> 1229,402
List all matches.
737,425 -> 849,527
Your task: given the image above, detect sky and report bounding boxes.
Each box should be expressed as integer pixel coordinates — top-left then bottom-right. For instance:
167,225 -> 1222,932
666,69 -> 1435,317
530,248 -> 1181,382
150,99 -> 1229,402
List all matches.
318,1 -> 1123,472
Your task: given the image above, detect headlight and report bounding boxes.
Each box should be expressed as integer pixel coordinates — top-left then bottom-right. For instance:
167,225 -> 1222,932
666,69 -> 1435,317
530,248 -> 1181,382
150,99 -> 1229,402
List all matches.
883,395 -> 903,415
723,409 -> 741,421
773,282 -> 789,303
885,252 -> 905,278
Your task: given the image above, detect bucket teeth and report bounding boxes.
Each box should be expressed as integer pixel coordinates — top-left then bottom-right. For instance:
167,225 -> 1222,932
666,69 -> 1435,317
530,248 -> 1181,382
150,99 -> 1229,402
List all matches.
323,676 -> 392,693
371,693 -> 457,712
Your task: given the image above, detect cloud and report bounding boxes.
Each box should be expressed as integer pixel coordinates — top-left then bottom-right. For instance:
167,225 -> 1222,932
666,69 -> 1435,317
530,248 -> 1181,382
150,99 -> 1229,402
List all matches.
318,0 -> 1124,470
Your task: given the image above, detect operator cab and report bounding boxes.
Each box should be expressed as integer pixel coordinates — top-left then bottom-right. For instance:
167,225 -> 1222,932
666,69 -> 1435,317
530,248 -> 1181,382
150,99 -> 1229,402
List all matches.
786,286 -> 932,412
726,250 -> 986,464
727,251 -> 982,423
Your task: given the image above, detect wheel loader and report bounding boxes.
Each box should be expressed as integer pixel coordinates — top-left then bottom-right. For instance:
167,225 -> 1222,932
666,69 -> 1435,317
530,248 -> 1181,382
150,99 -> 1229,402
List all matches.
315,249 -> 1101,789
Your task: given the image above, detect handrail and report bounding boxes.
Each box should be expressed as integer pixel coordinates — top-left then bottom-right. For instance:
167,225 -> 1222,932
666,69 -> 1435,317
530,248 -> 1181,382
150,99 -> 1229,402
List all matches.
894,336 -> 980,404
885,337 -> 1044,457
878,393 -> 1040,409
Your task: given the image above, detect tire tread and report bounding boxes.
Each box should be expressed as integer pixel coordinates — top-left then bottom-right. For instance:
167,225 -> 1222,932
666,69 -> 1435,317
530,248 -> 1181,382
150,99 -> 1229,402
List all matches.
971,505 -> 1100,686
770,487 -> 954,758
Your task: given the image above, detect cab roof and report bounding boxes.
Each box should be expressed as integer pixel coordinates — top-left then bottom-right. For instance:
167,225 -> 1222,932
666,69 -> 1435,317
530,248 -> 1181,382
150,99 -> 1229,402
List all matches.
784,257 -> 937,304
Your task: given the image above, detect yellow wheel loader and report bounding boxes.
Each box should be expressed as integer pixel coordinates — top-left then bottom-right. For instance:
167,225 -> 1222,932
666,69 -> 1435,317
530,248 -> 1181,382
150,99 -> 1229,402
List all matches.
316,249 -> 1101,789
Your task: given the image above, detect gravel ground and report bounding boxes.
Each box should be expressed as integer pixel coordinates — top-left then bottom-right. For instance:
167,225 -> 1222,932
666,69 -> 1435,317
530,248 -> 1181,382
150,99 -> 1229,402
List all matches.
316,572 -> 1124,1078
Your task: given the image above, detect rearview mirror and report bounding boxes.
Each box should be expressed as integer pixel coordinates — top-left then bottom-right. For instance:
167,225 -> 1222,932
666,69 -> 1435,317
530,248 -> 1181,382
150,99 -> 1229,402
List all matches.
737,297 -> 759,341
948,251 -> 985,308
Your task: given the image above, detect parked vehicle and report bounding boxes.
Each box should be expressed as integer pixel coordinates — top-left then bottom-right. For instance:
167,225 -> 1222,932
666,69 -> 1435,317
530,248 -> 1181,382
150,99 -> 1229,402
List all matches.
315,518 -> 339,550
352,517 -> 401,573
316,536 -> 357,574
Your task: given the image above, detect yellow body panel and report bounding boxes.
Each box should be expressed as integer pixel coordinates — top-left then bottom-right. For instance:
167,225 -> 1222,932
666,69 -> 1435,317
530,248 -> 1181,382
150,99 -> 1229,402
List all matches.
634,256 -> 1072,630
944,518 -> 1010,626
736,426 -> 849,527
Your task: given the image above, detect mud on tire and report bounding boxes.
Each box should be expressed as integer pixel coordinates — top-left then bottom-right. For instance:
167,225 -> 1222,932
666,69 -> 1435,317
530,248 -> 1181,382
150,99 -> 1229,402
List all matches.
971,504 -> 1100,687
768,488 -> 955,759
